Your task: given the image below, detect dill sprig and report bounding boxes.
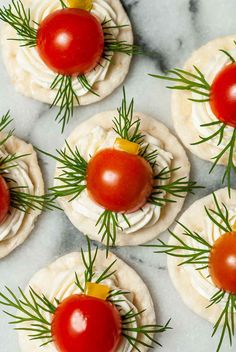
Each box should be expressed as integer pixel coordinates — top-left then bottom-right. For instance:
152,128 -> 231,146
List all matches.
204,193 -> 232,233
0,0 -> 37,48
121,309 -> 171,351
150,66 -> 211,103
219,49 -> 235,64
107,289 -> 130,304
96,210 -> 130,256
113,88 -> 144,144
37,142 -> 87,201
146,193 -> 230,267
147,192 -> 236,351
139,145 -> 159,168
102,19 -> 143,61
50,74 -> 98,133
59,0 -> 67,8
0,153 -> 29,175
209,291 -> 236,352
0,111 -> 14,147
104,39 -> 143,58
193,122 -> 236,195
9,188 -> 59,212
0,111 -> 12,133
148,167 -> 202,207
145,221 -> 211,270
75,236 -> 117,292
0,286 -> 57,346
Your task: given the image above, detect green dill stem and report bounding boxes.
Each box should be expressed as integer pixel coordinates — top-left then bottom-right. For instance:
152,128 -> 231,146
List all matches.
149,65 -> 211,100
0,111 -> 14,147
209,291 -> 236,352
50,74 -> 98,133
113,87 -> 144,144
149,167 -> 203,207
37,142 -> 87,200
121,310 -> 171,351
9,188 -> 59,212
193,122 -> 236,195
0,0 -> 37,47
75,236 -> 117,290
96,209 -> 131,256
0,286 -> 56,345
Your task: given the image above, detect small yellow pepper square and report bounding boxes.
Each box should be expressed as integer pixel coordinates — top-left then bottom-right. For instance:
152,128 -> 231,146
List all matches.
114,138 -> 140,155
233,220 -> 236,232
85,282 -> 110,300
66,0 -> 93,11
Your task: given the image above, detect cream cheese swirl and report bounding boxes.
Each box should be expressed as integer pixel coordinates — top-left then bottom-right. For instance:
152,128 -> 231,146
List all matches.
69,126 -> 173,233
0,148 -> 34,242
184,204 -> 236,305
16,0 -> 119,97
192,49 -> 236,154
40,268 -> 139,352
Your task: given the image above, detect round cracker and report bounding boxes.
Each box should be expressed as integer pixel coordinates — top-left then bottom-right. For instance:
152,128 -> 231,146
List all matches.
55,111 -> 190,246
172,35 -> 236,165
0,132 -> 44,258
1,0 -> 133,106
168,187 -> 236,324
18,249 -> 156,352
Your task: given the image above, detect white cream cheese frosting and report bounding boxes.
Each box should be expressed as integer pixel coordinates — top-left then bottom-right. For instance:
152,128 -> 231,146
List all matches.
69,126 -> 173,234
191,49 -> 235,152
0,147 -> 34,242
183,203 -> 236,306
17,0 -> 119,97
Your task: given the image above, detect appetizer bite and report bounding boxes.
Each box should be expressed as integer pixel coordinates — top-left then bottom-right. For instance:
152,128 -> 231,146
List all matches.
0,238 -> 171,351
147,188 -> 236,351
151,36 -> 236,193
0,112 -> 56,258
0,0 -> 139,131
39,89 -> 200,253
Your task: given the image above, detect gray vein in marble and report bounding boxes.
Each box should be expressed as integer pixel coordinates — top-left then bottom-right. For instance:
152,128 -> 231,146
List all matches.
189,0 -> 199,14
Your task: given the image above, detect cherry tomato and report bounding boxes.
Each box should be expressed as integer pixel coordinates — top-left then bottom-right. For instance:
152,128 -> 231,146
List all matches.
210,63 -> 236,128
51,294 -> 121,352
0,176 -> 10,224
37,9 -> 104,76
86,149 -> 154,213
209,232 -> 236,294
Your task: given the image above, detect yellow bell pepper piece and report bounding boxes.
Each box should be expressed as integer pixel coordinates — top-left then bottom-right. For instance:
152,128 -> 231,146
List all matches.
232,220 -> 236,232
85,282 -> 110,300
66,0 -> 93,11
114,138 -> 140,155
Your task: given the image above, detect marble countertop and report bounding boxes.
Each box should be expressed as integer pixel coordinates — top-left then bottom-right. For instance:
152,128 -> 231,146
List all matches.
0,0 -> 236,351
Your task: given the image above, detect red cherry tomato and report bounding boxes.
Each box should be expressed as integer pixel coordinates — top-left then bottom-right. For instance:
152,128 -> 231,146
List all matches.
0,176 -> 10,224
37,9 -> 104,76
86,149 -> 154,213
51,294 -> 121,352
209,232 -> 236,294
210,63 -> 236,128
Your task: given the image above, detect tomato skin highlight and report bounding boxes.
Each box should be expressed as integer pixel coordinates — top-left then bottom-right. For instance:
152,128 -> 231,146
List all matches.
37,9 -> 104,76
0,176 -> 10,224
51,294 -> 121,352
209,232 -> 236,294
86,149 -> 154,213
210,63 -> 236,128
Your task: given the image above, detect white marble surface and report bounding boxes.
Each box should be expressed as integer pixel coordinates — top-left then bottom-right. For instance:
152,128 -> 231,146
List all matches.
0,0 -> 236,351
